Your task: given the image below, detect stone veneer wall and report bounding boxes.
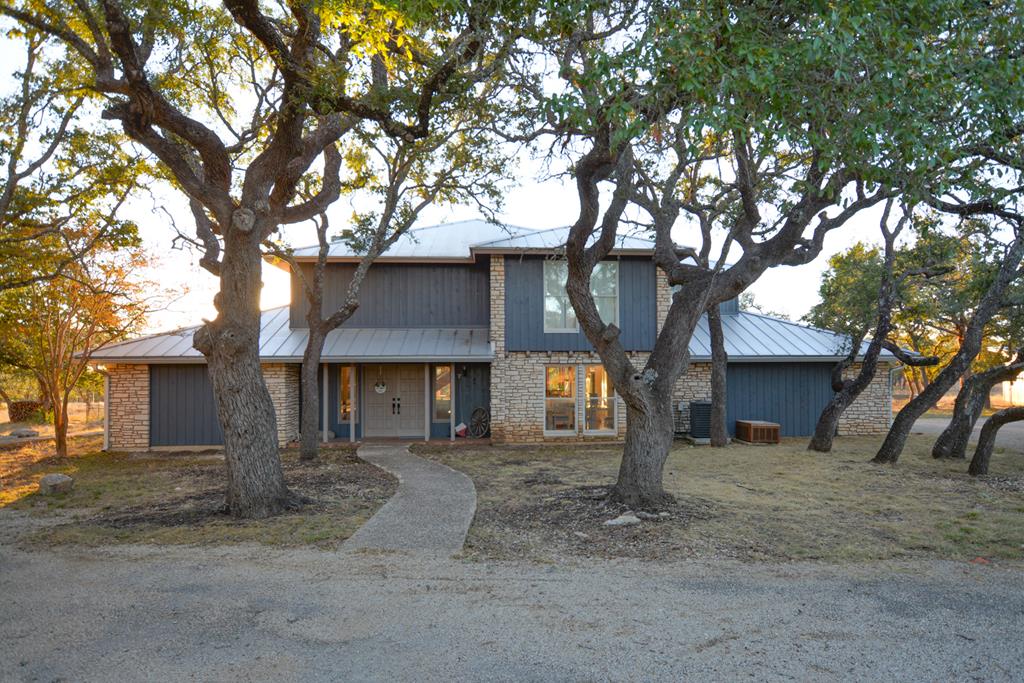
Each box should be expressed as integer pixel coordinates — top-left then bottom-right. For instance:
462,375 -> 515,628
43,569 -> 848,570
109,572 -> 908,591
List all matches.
488,254 -> 894,442
264,363 -> 300,446
106,363 -> 150,450
837,362 -> 893,435
106,362 -> 301,450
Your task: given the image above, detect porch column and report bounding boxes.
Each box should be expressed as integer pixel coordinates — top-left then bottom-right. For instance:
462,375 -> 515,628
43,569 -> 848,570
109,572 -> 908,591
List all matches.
423,363 -> 430,442
322,363 -> 328,443
349,364 -> 356,443
449,363 -> 456,442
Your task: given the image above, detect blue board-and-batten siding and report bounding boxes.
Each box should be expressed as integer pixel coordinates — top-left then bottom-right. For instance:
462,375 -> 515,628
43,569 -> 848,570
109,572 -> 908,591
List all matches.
725,362 -> 834,437
291,261 -> 489,328
504,256 -> 657,352
149,364 -> 223,446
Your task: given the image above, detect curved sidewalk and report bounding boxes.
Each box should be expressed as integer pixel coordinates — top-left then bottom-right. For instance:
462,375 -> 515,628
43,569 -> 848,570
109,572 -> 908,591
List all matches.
343,443 -> 477,557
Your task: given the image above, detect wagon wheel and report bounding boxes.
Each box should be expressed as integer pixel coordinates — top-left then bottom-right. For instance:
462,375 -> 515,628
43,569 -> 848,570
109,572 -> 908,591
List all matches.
468,407 -> 490,438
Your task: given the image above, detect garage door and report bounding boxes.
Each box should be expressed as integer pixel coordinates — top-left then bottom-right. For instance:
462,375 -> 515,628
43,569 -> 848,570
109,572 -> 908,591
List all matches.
726,363 -> 833,437
149,365 -> 223,446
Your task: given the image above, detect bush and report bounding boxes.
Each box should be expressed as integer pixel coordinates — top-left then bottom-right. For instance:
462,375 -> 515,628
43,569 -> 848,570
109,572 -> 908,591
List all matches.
8,400 -> 45,423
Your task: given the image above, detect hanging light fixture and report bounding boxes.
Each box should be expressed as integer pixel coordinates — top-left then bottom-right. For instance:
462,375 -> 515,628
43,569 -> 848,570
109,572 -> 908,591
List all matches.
373,365 -> 387,394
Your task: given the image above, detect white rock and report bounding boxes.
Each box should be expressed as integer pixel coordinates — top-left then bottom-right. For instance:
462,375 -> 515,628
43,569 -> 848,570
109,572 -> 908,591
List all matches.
635,511 -> 660,520
604,514 -> 642,527
38,473 -> 74,495
9,428 -> 39,438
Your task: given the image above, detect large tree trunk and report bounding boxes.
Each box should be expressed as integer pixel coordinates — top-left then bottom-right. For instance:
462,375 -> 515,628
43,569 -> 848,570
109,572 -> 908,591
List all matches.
873,235 -> 1024,464
707,305 -> 729,447
968,407 -> 1024,475
299,326 -> 325,461
612,398 -> 677,507
933,352 -> 1024,459
194,218 -> 294,518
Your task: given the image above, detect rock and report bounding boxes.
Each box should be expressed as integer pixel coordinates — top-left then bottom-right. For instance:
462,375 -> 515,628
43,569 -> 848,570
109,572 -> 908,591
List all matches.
635,511 -> 660,520
658,512 -> 671,518
604,513 -> 641,527
9,428 -> 39,438
573,531 -> 590,539
38,473 -> 74,495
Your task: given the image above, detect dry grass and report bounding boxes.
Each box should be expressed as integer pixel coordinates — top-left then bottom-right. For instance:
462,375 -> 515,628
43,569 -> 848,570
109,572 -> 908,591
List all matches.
0,401 -> 104,438
413,435 -> 1024,564
1,437 -> 395,548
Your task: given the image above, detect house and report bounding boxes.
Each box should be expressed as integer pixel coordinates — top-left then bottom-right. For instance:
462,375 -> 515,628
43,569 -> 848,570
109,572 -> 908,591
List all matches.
91,220 -> 896,449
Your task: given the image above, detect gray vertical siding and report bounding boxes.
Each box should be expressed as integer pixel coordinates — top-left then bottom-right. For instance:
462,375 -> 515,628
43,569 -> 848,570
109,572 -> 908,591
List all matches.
504,256 -> 656,352
149,365 -> 223,446
725,362 -> 833,437
719,296 -> 740,315
431,363 -> 490,438
291,261 -> 489,328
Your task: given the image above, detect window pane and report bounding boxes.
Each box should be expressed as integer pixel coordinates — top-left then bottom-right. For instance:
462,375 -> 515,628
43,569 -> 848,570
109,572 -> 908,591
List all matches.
594,296 -> 617,326
585,365 -> 615,431
543,260 -> 568,296
545,366 -> 576,432
591,262 -> 618,296
434,366 -> 451,421
339,366 -> 356,421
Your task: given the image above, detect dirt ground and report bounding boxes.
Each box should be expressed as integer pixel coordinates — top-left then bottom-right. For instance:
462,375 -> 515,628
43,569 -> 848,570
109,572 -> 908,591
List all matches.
413,433 -> 1024,564
1,436 -> 396,548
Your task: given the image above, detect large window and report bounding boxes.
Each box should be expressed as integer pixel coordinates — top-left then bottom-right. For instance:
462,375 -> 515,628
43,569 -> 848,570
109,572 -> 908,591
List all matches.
433,365 -> 452,422
584,365 -> 616,433
543,260 -> 618,333
544,365 -> 576,433
338,366 -> 357,422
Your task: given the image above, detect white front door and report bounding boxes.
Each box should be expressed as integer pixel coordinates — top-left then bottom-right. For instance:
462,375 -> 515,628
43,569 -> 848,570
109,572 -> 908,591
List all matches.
363,365 -> 425,437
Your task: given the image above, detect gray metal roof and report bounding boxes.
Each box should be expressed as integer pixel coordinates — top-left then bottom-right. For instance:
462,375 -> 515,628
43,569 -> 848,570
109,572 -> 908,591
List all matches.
290,219 -> 530,261
93,307 -> 893,364
92,307 -> 494,363
286,220 -> 662,263
472,226 -> 657,254
689,311 -> 895,362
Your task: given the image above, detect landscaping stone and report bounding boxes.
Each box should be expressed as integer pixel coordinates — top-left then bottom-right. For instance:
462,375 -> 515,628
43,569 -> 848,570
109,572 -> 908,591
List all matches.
604,513 -> 641,527
38,473 -> 74,495
9,428 -> 40,438
635,511 -> 660,521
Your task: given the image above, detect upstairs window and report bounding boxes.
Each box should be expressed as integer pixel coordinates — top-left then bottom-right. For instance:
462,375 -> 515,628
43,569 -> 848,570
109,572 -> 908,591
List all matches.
543,260 -> 618,333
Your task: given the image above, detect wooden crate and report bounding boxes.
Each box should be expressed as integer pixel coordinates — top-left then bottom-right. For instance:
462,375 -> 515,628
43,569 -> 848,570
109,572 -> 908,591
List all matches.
735,419 -> 780,444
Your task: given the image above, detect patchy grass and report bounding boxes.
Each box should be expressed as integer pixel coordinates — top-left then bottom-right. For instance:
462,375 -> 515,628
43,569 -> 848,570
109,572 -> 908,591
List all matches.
1,437 -> 394,548
412,434 -> 1024,564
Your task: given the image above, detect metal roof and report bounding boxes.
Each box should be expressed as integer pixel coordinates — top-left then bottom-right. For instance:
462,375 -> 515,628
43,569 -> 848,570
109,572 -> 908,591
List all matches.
92,307 -> 494,363
688,311 -> 895,362
290,219 -> 531,262
93,307 -> 893,364
471,226 -> 657,254
284,220 -> 662,264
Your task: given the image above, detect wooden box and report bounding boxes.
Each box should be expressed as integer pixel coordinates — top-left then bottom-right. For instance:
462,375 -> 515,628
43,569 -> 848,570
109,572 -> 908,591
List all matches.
735,419 -> 781,444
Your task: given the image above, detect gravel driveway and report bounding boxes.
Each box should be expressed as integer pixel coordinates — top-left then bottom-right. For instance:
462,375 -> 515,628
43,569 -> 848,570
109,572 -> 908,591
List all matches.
2,543 -> 1022,682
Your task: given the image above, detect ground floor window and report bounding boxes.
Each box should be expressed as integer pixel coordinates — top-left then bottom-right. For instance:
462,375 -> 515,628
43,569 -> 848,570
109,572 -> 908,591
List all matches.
545,365 -> 577,433
339,366 -> 357,422
434,365 -> 452,422
584,364 -> 616,433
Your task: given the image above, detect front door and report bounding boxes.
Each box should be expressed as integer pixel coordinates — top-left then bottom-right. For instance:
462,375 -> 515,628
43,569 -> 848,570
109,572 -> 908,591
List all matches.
363,364 -> 425,437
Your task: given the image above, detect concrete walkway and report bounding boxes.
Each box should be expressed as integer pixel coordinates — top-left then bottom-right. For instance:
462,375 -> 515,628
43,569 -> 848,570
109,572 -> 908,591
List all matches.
343,443 -> 476,557
913,416 -> 1024,456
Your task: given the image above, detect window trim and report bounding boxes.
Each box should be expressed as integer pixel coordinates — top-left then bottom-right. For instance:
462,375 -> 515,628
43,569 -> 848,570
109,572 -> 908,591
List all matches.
582,364 -> 618,435
543,364 -> 578,436
432,364 -> 452,423
542,260 -> 620,334
337,365 -> 357,423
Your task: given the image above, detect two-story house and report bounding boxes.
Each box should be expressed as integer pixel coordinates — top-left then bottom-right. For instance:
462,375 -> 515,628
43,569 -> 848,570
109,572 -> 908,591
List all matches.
92,220 -> 896,450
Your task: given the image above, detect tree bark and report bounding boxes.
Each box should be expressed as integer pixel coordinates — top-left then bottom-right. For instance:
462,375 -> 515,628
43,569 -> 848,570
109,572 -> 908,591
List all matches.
299,326 -> 325,460
53,395 -> 69,458
612,398 -> 677,507
873,235 -> 1024,464
932,351 -> 1024,459
968,407 -> 1024,475
707,304 -> 728,447
194,219 -> 294,518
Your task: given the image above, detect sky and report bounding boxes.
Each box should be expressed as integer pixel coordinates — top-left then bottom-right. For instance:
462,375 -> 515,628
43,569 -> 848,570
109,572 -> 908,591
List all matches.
137,155 -> 888,335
